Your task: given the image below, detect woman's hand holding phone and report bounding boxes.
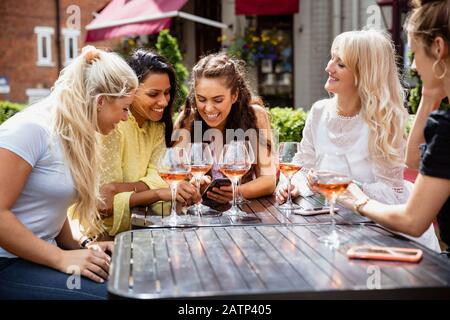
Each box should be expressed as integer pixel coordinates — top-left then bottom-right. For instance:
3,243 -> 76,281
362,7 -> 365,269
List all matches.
202,178 -> 233,204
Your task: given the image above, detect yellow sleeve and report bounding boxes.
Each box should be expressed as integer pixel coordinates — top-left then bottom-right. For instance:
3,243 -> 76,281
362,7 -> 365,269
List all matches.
104,191 -> 133,236
99,129 -> 133,236
139,123 -> 168,190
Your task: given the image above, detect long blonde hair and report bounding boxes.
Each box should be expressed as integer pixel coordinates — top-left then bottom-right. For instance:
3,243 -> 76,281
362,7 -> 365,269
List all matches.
331,30 -> 409,165
50,45 -> 138,236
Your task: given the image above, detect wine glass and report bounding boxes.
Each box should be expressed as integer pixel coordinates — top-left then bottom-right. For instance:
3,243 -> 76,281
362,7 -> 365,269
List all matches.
186,142 -> 214,216
314,153 -> 352,247
231,140 -> 255,205
158,147 -> 191,227
218,143 -> 252,218
277,142 -> 302,212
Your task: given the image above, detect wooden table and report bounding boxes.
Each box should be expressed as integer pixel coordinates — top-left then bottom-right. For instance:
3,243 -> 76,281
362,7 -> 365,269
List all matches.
108,224 -> 450,299
131,195 -> 370,228
109,195 -> 450,299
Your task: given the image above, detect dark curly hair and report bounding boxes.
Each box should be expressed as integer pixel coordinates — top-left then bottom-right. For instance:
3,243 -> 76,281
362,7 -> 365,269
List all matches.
127,49 -> 176,146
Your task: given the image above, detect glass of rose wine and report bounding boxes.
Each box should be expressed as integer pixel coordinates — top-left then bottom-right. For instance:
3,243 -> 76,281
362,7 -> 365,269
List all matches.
277,142 -> 302,212
314,153 -> 352,247
231,140 -> 255,205
187,142 -> 214,216
158,147 -> 191,227
218,143 -> 252,217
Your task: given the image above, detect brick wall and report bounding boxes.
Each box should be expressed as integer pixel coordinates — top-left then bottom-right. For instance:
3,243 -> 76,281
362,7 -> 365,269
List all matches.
0,0 -> 119,103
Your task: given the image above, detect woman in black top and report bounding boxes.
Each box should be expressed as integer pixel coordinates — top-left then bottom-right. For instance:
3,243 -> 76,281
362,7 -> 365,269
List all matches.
421,111 -> 450,245
338,0 -> 450,248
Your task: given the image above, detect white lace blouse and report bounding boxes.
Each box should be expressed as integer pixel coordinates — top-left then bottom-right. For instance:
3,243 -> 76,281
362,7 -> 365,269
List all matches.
283,98 -> 440,252
291,98 -> 408,205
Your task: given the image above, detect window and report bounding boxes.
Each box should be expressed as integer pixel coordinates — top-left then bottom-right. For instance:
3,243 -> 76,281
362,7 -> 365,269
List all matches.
34,26 -> 54,67
254,15 -> 294,107
62,28 -> 80,66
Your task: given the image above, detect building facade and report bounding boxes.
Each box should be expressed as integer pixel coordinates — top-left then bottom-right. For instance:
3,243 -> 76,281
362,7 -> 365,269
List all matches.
0,0 -> 118,103
1,0 -> 408,109
222,0 -> 408,109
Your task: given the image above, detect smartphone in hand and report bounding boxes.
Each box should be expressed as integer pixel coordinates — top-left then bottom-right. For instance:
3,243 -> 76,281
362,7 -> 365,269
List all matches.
202,178 -> 231,198
202,178 -> 231,207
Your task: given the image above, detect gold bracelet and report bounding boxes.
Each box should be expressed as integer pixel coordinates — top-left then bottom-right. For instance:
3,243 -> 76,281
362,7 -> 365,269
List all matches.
354,198 -> 370,216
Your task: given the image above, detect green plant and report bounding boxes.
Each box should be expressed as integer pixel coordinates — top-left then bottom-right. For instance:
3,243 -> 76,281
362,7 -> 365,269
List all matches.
156,30 -> 189,112
269,107 -> 307,143
405,114 -> 415,136
0,100 -> 25,124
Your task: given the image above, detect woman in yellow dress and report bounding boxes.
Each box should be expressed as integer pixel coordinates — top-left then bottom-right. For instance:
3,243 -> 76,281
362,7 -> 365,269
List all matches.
98,50 -> 199,236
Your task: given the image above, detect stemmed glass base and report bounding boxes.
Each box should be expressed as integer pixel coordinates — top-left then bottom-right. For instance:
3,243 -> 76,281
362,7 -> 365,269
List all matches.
162,182 -> 196,228
318,196 -> 348,248
276,175 -> 302,214
223,206 -> 261,222
277,201 -> 302,213
186,203 -> 222,217
235,194 -> 251,205
223,206 -> 247,217
235,179 -> 251,205
318,229 -> 349,248
162,214 -> 193,228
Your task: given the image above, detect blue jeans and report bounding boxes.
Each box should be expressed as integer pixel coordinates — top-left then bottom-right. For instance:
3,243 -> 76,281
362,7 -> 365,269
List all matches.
0,257 -> 108,300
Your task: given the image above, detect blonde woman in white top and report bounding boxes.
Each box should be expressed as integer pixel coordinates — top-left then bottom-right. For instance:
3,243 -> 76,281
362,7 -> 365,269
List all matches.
276,30 -> 440,251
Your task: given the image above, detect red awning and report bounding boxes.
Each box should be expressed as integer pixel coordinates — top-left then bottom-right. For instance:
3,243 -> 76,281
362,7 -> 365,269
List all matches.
86,0 -> 188,42
235,0 -> 299,16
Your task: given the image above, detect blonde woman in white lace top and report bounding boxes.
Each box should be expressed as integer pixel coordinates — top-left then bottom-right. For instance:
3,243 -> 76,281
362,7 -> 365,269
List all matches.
276,30 -> 440,251
289,97 -> 409,204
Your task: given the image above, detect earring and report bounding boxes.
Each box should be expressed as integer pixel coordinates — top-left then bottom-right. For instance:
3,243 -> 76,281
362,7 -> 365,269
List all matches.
432,59 -> 448,79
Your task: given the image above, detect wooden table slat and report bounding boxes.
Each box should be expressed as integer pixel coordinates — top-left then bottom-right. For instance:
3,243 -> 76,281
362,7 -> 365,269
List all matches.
182,231 -> 222,292
109,224 -> 450,299
222,227 -> 303,290
251,226 -> 341,289
288,225 -> 400,288
150,231 -> 178,295
195,228 -> 254,292
346,224 -> 450,286
110,232 -> 131,296
244,199 -> 283,224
